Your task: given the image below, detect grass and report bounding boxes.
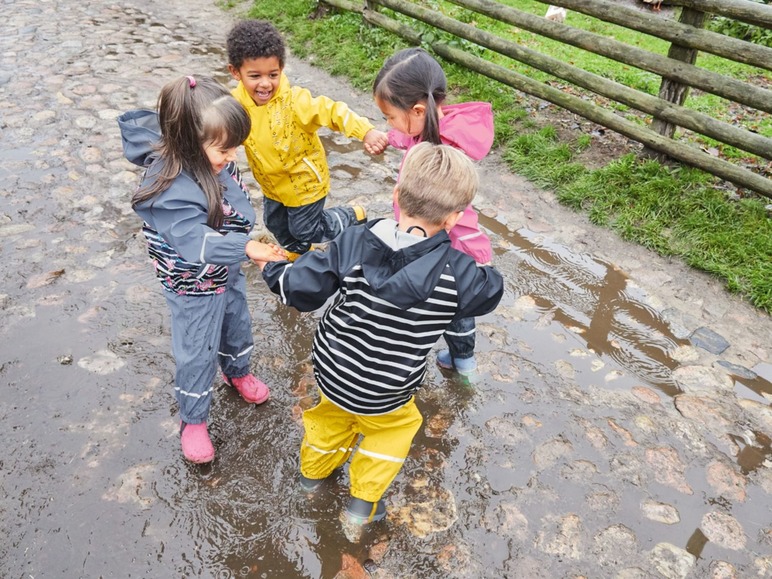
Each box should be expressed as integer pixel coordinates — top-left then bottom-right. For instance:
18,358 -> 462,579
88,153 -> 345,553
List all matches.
237,0 -> 772,313
508,128 -> 771,311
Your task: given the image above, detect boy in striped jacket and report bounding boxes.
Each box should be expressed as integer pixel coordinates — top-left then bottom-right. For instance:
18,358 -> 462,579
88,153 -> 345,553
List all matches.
257,143 -> 504,527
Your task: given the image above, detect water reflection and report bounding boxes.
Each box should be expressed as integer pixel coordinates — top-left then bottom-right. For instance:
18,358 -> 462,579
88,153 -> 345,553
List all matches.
481,214 -> 688,395
729,430 -> 772,475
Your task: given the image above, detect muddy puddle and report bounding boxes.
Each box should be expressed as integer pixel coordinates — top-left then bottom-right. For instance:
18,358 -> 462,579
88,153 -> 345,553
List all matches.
2,39 -> 771,579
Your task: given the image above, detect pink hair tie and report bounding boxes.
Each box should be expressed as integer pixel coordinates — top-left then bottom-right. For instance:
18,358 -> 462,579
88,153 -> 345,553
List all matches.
187,75 -> 196,88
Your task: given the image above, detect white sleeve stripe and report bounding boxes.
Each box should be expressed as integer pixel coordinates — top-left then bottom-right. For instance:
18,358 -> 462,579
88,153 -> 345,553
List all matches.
456,231 -> 483,242
278,264 -> 292,304
200,231 -> 224,262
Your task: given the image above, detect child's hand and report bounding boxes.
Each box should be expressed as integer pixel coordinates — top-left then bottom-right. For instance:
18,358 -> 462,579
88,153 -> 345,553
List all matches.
246,240 -> 287,269
363,129 -> 389,155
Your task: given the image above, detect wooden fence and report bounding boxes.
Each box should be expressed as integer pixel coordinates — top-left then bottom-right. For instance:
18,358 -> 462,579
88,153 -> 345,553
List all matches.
322,0 -> 772,198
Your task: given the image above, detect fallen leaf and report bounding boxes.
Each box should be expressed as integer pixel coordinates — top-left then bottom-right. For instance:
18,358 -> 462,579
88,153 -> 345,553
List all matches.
26,269 -> 65,289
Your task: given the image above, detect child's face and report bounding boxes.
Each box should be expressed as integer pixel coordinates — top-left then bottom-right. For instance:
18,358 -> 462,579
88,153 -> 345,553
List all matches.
228,56 -> 282,106
204,141 -> 238,174
375,96 -> 426,137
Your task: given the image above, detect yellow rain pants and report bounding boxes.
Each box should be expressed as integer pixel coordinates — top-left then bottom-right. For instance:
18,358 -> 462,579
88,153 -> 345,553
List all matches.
300,393 -> 423,503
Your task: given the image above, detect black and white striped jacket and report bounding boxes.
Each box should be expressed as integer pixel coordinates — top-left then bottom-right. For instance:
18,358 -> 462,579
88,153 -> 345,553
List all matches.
262,219 -> 504,415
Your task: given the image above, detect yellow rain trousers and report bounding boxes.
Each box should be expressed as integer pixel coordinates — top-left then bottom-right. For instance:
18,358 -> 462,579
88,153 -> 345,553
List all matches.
300,393 -> 423,503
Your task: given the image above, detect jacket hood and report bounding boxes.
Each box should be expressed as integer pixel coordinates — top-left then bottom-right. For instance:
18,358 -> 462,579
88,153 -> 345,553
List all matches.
358,220 -> 453,310
438,102 -> 494,161
386,101 -> 494,161
117,109 -> 161,167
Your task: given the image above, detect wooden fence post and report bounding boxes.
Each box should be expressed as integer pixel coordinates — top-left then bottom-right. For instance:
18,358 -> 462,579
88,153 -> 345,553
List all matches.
363,0 -> 378,34
645,7 -> 707,159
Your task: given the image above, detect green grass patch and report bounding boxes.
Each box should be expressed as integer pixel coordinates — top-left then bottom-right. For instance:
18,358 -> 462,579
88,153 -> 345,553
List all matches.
504,134 -> 772,311
238,0 -> 772,312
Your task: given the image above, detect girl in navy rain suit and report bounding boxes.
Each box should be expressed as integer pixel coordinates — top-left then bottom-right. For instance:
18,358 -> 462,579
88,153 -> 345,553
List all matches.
118,75 -> 285,463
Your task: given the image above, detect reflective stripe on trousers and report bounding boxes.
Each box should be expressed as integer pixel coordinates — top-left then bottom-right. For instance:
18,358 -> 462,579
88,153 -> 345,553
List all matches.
300,392 -> 423,503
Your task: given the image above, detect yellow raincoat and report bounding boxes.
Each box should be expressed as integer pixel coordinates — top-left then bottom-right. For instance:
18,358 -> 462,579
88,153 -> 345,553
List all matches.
232,75 -> 375,207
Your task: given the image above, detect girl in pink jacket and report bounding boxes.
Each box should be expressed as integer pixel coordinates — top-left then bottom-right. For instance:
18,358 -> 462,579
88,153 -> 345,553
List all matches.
374,47 -> 495,375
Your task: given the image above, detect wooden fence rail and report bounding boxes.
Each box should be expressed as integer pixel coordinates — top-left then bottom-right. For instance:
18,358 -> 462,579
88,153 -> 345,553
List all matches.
447,0 -> 772,113
322,0 -> 772,198
675,0 -> 772,27
545,0 -> 772,70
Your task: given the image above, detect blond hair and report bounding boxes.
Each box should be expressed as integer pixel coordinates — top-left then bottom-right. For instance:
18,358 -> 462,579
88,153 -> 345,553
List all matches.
397,142 -> 479,225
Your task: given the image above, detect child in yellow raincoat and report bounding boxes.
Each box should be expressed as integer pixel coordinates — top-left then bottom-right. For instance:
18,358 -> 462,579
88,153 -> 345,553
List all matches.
227,20 -> 389,260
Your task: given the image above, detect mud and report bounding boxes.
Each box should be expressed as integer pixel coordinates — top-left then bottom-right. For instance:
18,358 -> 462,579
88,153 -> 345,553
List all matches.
1,0 -> 771,577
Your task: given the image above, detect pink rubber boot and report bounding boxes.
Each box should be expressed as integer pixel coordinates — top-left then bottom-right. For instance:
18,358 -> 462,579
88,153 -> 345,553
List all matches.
223,373 -> 270,404
180,422 -> 215,464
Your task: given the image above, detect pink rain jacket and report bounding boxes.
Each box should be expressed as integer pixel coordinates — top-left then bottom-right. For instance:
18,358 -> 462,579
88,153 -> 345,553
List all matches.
389,102 -> 494,264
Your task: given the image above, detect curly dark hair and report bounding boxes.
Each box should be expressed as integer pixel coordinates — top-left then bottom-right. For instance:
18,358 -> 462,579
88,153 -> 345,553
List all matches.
226,20 -> 286,69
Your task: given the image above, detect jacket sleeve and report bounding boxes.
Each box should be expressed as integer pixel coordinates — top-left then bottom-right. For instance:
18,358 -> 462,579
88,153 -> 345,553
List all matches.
452,257 -> 504,320
449,205 -> 492,264
291,86 -> 374,141
262,249 -> 342,312
142,185 -> 250,266
387,129 -> 415,151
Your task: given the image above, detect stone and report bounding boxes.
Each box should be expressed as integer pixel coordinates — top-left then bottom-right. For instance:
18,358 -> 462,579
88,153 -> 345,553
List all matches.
482,500 -> 529,541
554,359 -> 576,379
391,478 -> 458,539
101,464 -> 155,507
584,424 -> 610,450
645,446 -> 693,494
0,223 -> 35,237
633,414 -> 657,434
610,452 -> 646,487
485,415 -> 528,445
671,365 -> 734,393
669,344 -> 700,363
32,110 -> 56,123
754,556 -> 772,577
631,386 -> 661,405
615,569 -> 648,579
649,543 -> 695,579
674,394 -> 735,435
660,308 -> 699,340
640,499 -> 680,525
607,419 -> 638,446
737,399 -> 772,431
592,524 -> 638,567
715,360 -> 757,380
532,436 -> 574,469
708,560 -> 738,579
77,349 -> 126,375
689,326 -> 730,354
25,269 -> 65,289
585,490 -> 620,513
561,460 -> 598,481
705,460 -> 747,502
333,554 -> 368,579
700,511 -> 746,551
436,543 -> 474,575
536,514 -> 585,560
